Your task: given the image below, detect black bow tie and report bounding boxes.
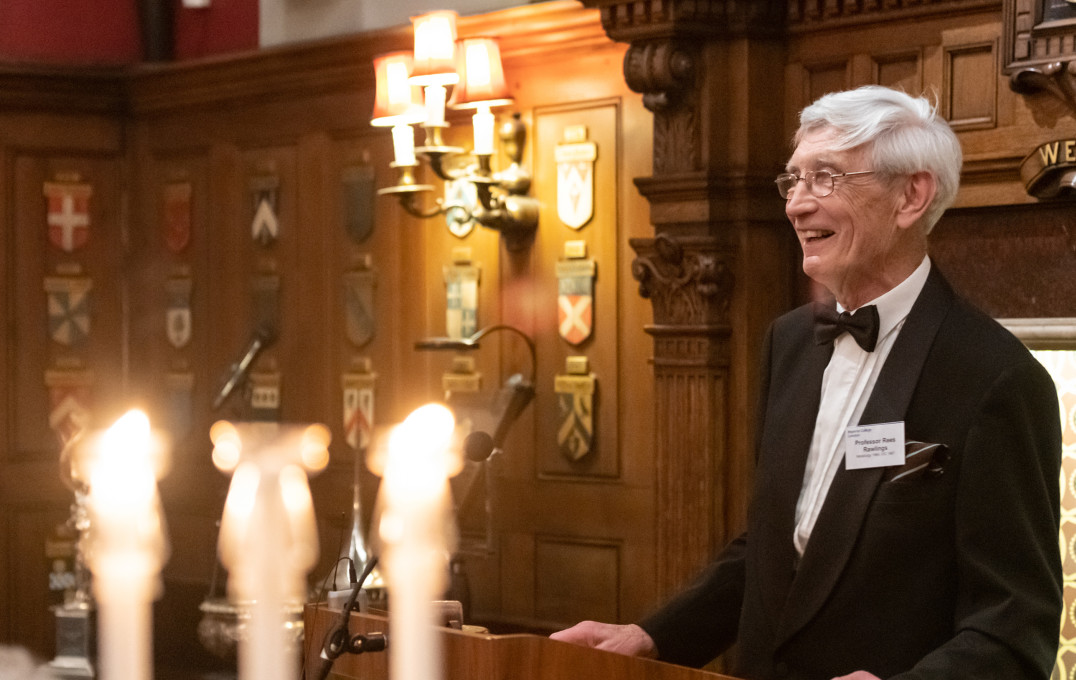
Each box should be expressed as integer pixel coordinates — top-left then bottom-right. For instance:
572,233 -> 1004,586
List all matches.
813,303 -> 880,352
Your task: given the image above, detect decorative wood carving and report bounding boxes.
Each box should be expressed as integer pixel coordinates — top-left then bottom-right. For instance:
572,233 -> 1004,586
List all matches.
1010,61 -> 1076,118
630,234 -> 735,328
584,0 -> 787,42
623,40 -> 695,113
581,0 -> 791,600
1002,0 -> 1076,117
787,0 -> 998,30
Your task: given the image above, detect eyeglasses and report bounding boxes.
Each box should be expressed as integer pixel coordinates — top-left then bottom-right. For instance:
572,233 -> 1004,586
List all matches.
775,170 -> 875,199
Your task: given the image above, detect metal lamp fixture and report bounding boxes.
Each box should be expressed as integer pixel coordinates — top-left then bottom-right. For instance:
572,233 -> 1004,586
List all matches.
373,11 -> 539,251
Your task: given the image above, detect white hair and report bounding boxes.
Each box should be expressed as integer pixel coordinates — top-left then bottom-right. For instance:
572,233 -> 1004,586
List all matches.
795,85 -> 962,233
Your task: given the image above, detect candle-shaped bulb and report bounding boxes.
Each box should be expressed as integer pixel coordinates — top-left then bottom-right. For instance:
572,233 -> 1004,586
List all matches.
472,106 -> 495,156
391,124 -> 417,166
424,84 -> 448,128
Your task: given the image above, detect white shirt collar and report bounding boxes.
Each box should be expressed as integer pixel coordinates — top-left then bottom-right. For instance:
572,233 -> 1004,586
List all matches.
837,256 -> 931,345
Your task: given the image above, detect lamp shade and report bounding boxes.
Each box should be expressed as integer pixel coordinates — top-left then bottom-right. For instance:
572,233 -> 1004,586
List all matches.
371,51 -> 425,127
450,38 -> 513,110
409,10 -> 459,86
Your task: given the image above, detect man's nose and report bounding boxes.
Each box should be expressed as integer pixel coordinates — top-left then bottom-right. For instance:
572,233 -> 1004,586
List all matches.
784,184 -> 816,216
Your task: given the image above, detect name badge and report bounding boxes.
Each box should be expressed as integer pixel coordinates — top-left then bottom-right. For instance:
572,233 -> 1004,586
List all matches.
845,421 -> 905,470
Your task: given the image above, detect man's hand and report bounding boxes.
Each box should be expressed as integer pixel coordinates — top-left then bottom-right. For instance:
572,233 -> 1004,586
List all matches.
832,672 -> 882,680
549,621 -> 658,659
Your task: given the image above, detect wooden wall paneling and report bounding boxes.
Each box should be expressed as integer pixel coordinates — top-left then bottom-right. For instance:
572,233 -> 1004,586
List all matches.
462,8 -> 658,631
3,142 -> 125,656
532,99 -> 620,480
479,19 -> 656,629
7,509 -> 72,657
806,59 -> 853,107
310,129 -> 380,589
0,70 -> 125,657
943,39 -> 999,131
13,152 -> 126,456
872,49 -> 924,92
534,536 -> 620,623
930,202 -> 1076,319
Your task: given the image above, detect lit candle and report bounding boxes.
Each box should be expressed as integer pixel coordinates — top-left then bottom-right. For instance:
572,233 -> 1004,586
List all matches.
472,106 -> 495,156
379,403 -> 458,680
424,84 -> 448,128
212,422 -> 327,680
84,410 -> 169,680
391,123 -> 417,166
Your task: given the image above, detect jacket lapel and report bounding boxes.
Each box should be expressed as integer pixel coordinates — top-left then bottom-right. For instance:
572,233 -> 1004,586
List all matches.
774,266 -> 955,645
753,310 -> 834,625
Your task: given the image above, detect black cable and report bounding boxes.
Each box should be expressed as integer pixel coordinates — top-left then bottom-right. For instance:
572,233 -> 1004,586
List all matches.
299,555 -> 353,680
309,556 -> 382,680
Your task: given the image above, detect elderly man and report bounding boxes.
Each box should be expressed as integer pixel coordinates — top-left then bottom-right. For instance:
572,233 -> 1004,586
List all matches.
551,85 -> 1063,680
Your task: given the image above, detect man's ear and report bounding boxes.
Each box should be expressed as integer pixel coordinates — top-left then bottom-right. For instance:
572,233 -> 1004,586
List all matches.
896,171 -> 936,230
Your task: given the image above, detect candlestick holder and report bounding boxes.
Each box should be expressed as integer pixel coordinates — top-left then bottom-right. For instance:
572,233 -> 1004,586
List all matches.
379,113 -> 539,252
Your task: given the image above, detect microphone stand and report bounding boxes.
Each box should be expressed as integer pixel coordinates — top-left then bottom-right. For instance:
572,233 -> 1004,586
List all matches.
312,557 -> 387,680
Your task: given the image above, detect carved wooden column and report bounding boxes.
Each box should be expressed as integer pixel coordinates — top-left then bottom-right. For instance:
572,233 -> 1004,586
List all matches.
581,0 -> 796,599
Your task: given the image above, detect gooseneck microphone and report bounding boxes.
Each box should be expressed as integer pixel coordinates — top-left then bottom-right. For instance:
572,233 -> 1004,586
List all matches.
212,324 -> 276,411
312,556 -> 385,680
463,430 -> 495,462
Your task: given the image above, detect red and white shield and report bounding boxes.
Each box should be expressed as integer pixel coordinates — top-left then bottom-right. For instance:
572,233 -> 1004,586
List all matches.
44,182 -> 92,253
558,294 -> 593,345
163,182 -> 192,253
556,257 -> 596,345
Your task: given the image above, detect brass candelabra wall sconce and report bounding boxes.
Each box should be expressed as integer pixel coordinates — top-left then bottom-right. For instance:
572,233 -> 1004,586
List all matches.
371,11 -> 539,252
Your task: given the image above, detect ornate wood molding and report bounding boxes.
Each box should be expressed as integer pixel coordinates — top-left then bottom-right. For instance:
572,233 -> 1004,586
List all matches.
623,39 -> 696,113
582,0 -> 793,602
1002,0 -> 1076,117
787,0 -> 998,31
1010,61 -> 1076,118
630,234 -> 735,330
583,0 -> 787,42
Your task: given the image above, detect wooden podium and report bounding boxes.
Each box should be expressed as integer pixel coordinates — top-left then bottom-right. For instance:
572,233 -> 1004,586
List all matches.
303,604 -> 740,680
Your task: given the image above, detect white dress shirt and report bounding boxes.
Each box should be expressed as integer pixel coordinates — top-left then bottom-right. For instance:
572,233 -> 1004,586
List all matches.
792,256 -> 932,555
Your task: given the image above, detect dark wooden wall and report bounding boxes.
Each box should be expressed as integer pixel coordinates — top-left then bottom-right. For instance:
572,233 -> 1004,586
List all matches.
2,0 -> 1076,676
0,2 -> 659,671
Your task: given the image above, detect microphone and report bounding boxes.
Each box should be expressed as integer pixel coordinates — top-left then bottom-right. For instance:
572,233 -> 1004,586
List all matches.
491,374 -> 535,449
312,556 -> 384,680
212,325 -> 276,411
463,430 -> 495,462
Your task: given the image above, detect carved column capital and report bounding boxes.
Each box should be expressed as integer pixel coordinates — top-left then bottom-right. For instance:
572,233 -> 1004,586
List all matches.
630,233 -> 735,329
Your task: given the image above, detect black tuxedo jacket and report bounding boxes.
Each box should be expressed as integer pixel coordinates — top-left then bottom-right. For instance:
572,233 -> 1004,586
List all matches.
640,266 -> 1063,680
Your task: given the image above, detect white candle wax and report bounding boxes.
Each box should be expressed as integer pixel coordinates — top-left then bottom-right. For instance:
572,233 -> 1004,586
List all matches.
85,410 -> 168,680
424,84 -> 447,128
379,404 -> 456,680
392,124 -> 417,166
212,425 -> 325,680
472,107 -> 495,156
95,553 -> 155,680
242,469 -> 289,680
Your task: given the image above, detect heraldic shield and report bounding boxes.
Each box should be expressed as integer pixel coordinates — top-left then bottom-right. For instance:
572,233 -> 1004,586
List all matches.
344,269 -> 376,348
555,371 -> 595,461
163,182 -> 192,253
555,128 -> 596,230
166,277 -> 192,349
44,181 -> 93,253
45,277 -> 92,347
342,371 -> 375,451
556,258 -> 595,345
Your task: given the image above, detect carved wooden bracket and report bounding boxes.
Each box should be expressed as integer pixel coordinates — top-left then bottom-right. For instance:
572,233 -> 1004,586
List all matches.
1010,60 -> 1076,118
623,40 -> 696,113
630,233 -> 735,327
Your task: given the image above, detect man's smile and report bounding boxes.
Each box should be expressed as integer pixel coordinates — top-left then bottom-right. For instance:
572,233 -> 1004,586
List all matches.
798,228 -> 835,244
